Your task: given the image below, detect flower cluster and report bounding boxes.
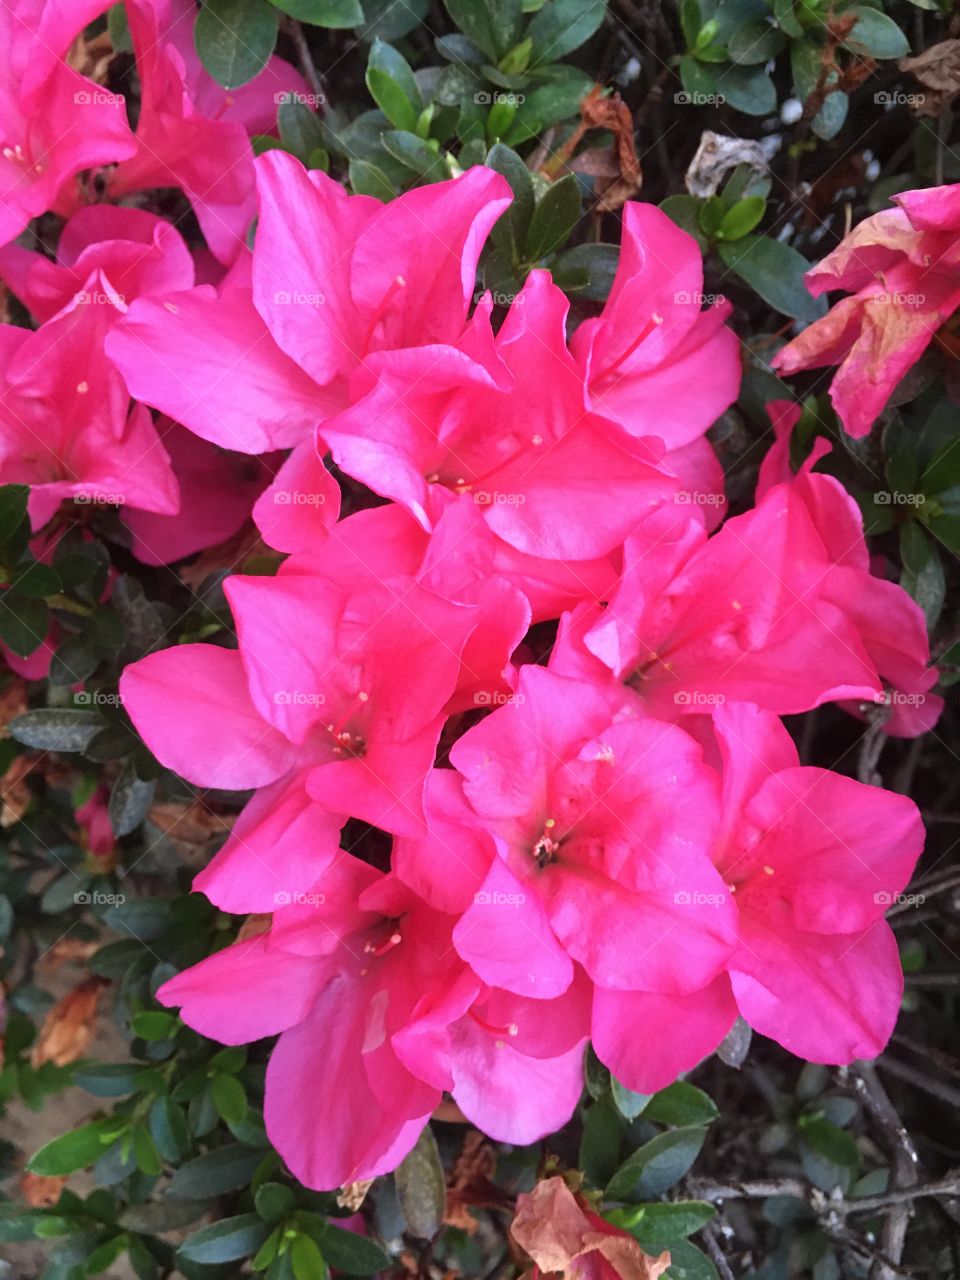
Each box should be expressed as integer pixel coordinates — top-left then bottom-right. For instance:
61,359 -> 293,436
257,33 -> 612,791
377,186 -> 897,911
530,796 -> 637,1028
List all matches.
0,6 -> 935,1195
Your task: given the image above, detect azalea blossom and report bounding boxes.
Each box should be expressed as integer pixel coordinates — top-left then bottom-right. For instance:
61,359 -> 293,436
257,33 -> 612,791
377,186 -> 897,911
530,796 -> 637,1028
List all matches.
772,183 -> 960,437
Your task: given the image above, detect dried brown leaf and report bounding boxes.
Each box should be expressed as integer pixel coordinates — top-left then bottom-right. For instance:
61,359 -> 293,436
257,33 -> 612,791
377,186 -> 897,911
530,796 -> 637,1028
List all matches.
30,976 -> 109,1068
21,1171 -> 68,1208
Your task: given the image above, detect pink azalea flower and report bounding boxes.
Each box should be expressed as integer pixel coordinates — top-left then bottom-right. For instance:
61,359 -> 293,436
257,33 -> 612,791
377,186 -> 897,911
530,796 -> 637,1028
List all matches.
571,201 -> 741,447
558,475 -> 890,718
107,158 -> 512,449
772,184 -> 960,437
756,402 -> 942,737
407,666 -> 736,1001
593,702 -> 923,1091
159,862 -> 589,1188
0,0 -> 136,245
0,294 -> 179,518
119,569 -> 488,911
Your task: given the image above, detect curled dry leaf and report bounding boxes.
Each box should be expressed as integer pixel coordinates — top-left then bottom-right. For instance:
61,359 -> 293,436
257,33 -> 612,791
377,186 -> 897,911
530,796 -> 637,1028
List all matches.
900,40 -> 960,116
686,131 -> 769,198
36,938 -> 100,970
511,1177 -> 670,1280
21,1171 -> 68,1208
444,1130 -> 510,1234
30,976 -> 109,1068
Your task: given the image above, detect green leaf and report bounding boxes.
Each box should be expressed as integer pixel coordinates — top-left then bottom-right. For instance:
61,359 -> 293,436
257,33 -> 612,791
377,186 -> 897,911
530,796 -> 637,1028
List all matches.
773,0 -> 803,38
524,173 -> 581,262
552,242 -> 620,299
29,1119 -> 124,1176
348,159 -> 396,199
212,1073 -> 248,1125
255,1182 -> 297,1225
580,1093 -> 623,1187
366,39 -> 421,131
717,234 -> 825,322
269,0 -> 362,22
698,195 -> 725,237
715,63 -> 776,115
149,1095 -> 190,1163
660,194 -> 708,251
109,759 -> 156,838
681,0 -> 702,48
487,143 -> 535,260
611,1077 -> 651,1121
168,1144 -> 266,1199
528,0 -> 605,63
395,1125 -> 445,1238
320,1224 -> 392,1275
0,484 -> 29,547
73,1062 -> 145,1098
607,1200 -> 716,1244
291,1233 -> 326,1280
444,0 -> 523,61
179,1213 -> 271,1265
718,195 -> 766,241
9,708 -> 103,753
812,90 -> 848,142
842,7 -> 909,59
12,559 -> 61,599
727,19 -> 786,64
194,0 -> 278,89
900,528 -> 944,629
605,1126 -> 708,1202
133,1123 -> 163,1176
0,592 -> 48,657
651,1238 -> 720,1279
381,130 -> 446,179
645,1082 -> 719,1128
131,1010 -> 177,1041
278,100 -> 326,162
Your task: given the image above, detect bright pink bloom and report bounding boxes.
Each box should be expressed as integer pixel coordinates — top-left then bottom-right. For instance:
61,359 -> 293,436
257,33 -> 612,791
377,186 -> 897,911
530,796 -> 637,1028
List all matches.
159,862 -> 588,1188
772,183 -> 960,437
107,158 -> 512,449
756,402 -> 942,737
571,202 -> 741,446
556,481 -> 885,718
119,569 -> 487,910
0,295 -> 179,518
0,0 -> 136,245
403,666 -> 736,1000
320,271 -> 682,560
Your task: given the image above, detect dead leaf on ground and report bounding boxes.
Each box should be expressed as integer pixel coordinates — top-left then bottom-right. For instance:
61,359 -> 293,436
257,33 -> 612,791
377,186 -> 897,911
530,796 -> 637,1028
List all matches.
147,800 -> 235,861
444,1130 -> 510,1234
511,1177 -> 671,1280
337,1179 -> 375,1211
900,40 -> 960,116
21,1172 -> 68,1208
31,976 -> 110,1068
1,754 -> 35,827
36,938 -> 101,970
543,85 -> 641,209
